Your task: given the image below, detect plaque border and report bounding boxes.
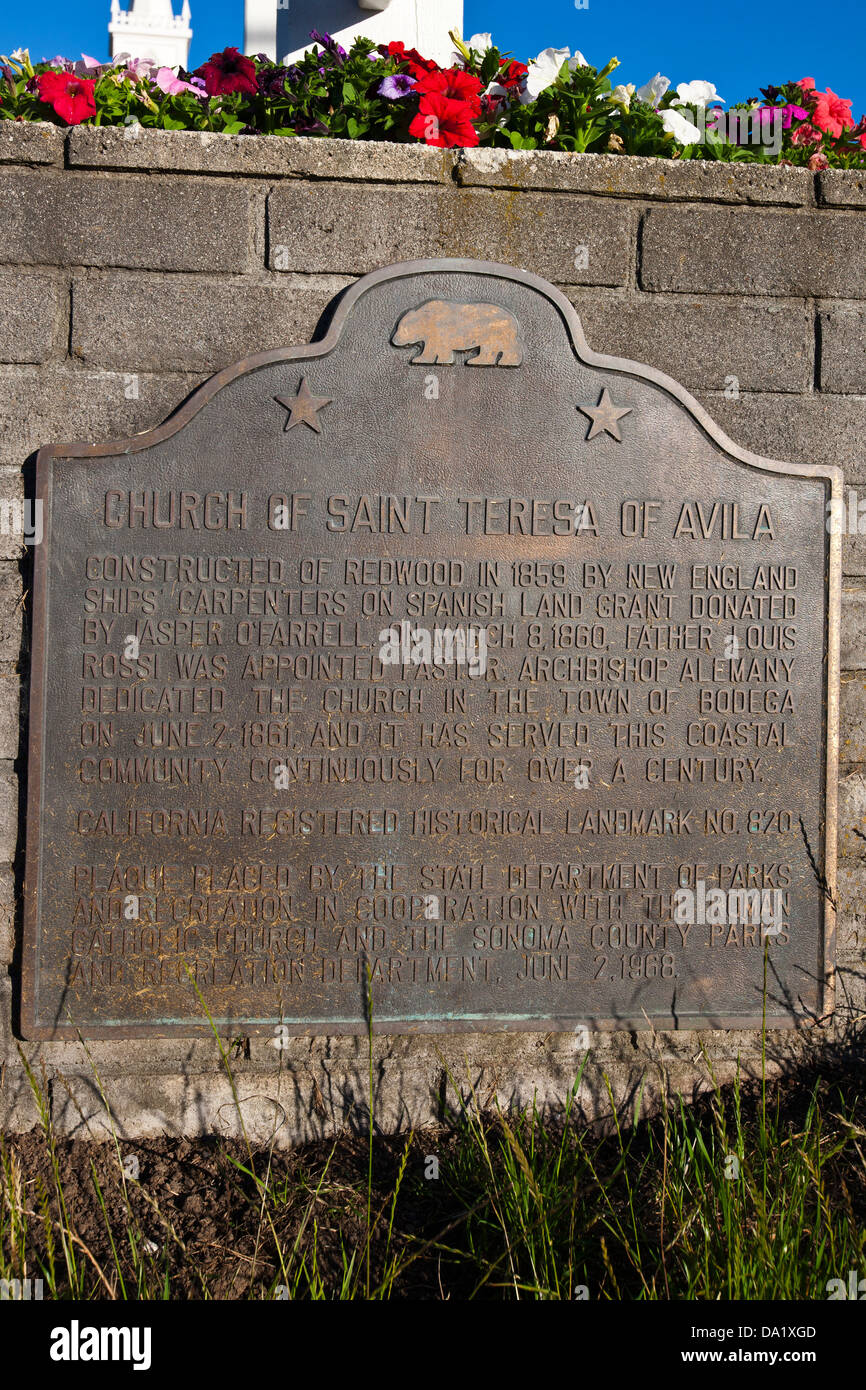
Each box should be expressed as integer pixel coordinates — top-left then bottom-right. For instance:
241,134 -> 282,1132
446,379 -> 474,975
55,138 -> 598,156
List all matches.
20,258 -> 842,1038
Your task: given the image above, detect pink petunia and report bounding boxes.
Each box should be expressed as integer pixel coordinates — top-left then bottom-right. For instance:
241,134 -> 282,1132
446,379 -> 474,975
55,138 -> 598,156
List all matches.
810,86 -> 855,138
116,56 -> 155,82
790,122 -> 822,147
154,66 -> 205,97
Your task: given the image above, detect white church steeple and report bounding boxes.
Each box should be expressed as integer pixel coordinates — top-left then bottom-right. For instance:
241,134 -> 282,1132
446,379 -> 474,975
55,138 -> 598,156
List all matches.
109,0 -> 193,69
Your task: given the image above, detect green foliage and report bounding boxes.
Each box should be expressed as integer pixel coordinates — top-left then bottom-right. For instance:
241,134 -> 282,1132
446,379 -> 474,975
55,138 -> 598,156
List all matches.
1,39 -> 863,167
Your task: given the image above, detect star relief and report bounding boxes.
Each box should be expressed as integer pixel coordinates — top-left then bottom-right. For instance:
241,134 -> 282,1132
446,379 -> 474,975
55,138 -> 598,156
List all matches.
275,377 -> 332,433
577,387 -> 632,442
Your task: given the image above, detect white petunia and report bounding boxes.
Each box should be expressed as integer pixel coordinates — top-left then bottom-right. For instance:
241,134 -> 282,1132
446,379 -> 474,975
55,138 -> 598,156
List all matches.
610,83 -> 636,109
660,107 -> 702,143
520,47 -> 571,104
672,79 -> 725,107
465,33 -> 494,53
568,51 -> 589,70
636,73 -> 670,106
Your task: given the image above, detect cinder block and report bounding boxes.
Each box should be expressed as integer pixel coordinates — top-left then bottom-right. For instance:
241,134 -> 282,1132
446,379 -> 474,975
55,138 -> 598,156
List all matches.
0,473 -> 27,560
0,765 -> 18,862
69,126 -> 454,182
840,675 -> 866,764
819,308 -> 866,393
836,864 -> 866,955
642,206 -> 866,298
0,122 -> 64,166
0,566 -> 23,665
841,591 -> 866,669
0,863 -> 15,964
819,169 -> 866,209
695,390 -> 866,475
0,364 -> 203,469
838,769 -> 866,857
569,290 -> 812,393
834,959 -> 866,1024
0,671 -> 20,760
267,182 -> 633,284
0,268 -> 65,364
843,529 -> 866,579
71,270 -> 353,371
1,171 -> 252,272
455,146 -> 816,206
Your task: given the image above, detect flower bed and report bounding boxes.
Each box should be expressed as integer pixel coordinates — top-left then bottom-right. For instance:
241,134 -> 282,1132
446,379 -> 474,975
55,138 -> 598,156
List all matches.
2,30 -> 864,170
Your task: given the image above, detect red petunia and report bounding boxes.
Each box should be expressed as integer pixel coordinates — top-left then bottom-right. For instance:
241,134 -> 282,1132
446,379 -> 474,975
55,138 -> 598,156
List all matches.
414,67 -> 483,116
498,59 -> 528,89
193,46 -> 257,97
409,92 -> 479,148
810,86 -> 855,138
386,40 -> 438,79
36,71 -> 96,125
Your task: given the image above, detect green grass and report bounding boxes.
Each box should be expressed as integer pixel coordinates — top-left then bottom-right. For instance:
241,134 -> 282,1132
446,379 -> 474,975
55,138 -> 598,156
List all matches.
1,1021 -> 864,1299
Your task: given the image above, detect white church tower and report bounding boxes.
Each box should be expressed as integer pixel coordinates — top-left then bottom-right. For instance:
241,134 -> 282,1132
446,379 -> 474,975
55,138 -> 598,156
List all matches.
109,0 -> 193,68
245,0 -> 463,68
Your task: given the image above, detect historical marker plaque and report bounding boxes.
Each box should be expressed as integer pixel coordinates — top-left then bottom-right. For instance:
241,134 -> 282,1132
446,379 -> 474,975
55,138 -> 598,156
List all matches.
22,260 -> 840,1038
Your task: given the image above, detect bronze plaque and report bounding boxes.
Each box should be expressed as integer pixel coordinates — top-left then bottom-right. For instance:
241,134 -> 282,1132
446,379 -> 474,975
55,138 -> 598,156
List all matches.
21,260 -> 840,1038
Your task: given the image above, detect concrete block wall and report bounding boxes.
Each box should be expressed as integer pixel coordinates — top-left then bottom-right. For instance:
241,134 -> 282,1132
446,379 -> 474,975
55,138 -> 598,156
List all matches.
1,124 -> 864,1144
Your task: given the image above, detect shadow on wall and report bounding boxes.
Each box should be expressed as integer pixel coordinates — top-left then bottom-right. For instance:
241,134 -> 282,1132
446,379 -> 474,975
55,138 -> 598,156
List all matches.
13,956 -> 864,1149
277,0 -> 372,63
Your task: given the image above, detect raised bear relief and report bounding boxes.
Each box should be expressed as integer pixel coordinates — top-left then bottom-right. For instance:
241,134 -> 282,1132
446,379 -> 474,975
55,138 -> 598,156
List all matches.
391,299 -> 524,366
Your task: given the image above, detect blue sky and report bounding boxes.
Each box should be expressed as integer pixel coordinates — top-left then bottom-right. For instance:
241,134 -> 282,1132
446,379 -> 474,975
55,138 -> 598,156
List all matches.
2,0 -> 864,118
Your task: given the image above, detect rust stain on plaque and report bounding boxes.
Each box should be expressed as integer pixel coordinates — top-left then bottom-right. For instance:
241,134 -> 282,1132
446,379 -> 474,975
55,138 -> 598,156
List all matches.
20,259 -> 841,1038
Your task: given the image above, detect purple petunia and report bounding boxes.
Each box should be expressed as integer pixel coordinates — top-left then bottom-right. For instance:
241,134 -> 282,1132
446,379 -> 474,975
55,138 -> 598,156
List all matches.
292,114 -> 329,135
757,103 -> 810,129
309,29 -> 346,62
783,103 -> 809,127
257,63 -> 289,97
378,73 -> 417,99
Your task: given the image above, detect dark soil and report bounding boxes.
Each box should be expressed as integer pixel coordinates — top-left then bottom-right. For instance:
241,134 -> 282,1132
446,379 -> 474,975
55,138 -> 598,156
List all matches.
3,1042 -> 865,1300
1,1125 -> 464,1298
